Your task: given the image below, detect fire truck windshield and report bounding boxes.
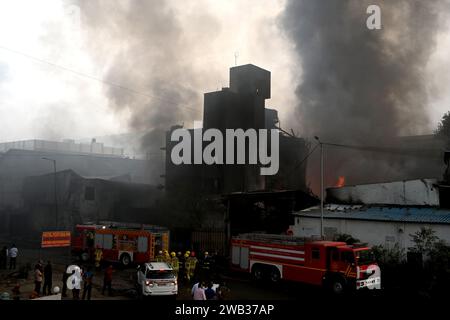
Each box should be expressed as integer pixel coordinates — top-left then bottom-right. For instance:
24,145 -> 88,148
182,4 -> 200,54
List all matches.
355,249 -> 375,265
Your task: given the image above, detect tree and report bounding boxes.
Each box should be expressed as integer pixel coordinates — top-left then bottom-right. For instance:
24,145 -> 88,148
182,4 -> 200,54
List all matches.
334,233 -> 360,245
372,243 -> 405,266
409,227 -> 439,259
435,111 -> 450,148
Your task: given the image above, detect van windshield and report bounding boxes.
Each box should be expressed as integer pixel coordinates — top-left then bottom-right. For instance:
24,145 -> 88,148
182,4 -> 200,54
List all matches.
146,270 -> 174,279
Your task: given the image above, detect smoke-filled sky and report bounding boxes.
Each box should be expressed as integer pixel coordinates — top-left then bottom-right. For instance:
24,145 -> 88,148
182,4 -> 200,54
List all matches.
0,0 -> 449,146
0,0 -> 297,144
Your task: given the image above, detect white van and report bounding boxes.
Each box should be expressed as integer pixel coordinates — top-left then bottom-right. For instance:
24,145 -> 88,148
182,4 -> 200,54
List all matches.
136,262 -> 178,297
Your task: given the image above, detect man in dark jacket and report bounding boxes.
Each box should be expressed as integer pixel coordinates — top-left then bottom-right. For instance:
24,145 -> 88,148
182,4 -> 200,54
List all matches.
82,266 -> 94,300
102,264 -> 113,296
43,261 -> 53,295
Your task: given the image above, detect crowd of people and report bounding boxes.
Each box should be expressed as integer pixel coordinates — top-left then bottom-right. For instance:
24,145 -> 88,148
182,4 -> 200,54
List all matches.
154,249 -> 230,300
1,243 -> 229,300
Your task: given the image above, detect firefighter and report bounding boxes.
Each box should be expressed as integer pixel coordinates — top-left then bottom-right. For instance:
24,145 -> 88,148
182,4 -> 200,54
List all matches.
163,250 -> 171,264
177,252 -> 185,281
185,251 -> 198,282
94,246 -> 103,270
155,250 -> 164,262
200,251 -> 212,281
183,252 -> 190,281
170,252 -> 179,278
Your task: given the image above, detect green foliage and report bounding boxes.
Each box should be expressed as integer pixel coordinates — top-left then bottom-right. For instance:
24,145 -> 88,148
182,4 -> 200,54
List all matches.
334,233 -> 359,245
409,227 -> 439,257
429,240 -> 450,274
410,227 -> 450,274
372,243 -> 405,267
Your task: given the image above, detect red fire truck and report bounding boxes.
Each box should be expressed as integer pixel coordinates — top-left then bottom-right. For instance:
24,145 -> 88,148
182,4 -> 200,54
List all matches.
231,233 -> 381,294
72,222 -> 170,266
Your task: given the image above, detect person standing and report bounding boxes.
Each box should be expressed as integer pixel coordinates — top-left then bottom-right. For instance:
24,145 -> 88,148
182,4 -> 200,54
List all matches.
94,246 -> 103,270
34,264 -> 43,295
170,252 -> 179,278
62,265 -> 69,298
178,252 -> 185,282
205,282 -> 216,300
186,251 -> 198,282
0,246 -> 7,269
191,281 -> 199,298
43,261 -> 53,295
216,281 -> 230,300
82,266 -> 94,300
193,282 -> 206,300
155,250 -> 164,262
9,244 -> 18,270
102,264 -> 113,296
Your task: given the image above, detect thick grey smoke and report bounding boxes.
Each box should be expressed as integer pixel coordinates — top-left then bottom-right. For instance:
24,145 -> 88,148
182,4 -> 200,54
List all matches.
71,0 -> 226,186
282,0 -> 447,142
282,0 -> 449,190
75,0 -> 216,154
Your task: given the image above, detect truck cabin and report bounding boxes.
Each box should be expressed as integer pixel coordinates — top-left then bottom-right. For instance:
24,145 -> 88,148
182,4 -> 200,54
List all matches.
304,241 -> 376,271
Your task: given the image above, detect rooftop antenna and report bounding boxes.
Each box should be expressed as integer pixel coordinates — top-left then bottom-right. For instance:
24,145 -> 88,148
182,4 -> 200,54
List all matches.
234,51 -> 239,66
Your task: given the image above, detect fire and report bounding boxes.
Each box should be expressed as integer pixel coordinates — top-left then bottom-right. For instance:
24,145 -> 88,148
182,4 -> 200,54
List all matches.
336,176 -> 345,187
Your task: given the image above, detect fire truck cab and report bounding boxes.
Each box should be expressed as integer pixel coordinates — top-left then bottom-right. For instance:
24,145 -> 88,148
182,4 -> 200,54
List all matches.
231,234 -> 381,294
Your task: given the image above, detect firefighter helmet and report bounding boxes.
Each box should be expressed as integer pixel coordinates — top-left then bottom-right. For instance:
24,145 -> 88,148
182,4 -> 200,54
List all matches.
171,252 -> 176,257
191,251 -> 196,257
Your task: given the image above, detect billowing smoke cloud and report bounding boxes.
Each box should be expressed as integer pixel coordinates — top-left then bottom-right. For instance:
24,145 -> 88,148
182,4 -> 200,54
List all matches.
281,0 -> 450,190
283,0 -> 448,142
75,0 -> 219,154
72,0 -> 224,184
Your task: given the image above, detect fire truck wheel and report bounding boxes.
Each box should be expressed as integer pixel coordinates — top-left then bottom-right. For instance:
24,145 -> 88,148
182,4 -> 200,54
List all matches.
269,268 -> 281,283
331,277 -> 346,295
251,265 -> 265,281
120,253 -> 131,267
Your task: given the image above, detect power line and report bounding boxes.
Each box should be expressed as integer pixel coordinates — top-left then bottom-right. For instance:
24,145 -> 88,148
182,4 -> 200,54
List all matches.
0,45 -> 200,112
287,142 -> 320,174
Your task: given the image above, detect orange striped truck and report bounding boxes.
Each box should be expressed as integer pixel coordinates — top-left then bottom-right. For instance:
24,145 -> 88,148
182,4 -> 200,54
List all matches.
231,233 -> 381,294
72,222 -> 169,267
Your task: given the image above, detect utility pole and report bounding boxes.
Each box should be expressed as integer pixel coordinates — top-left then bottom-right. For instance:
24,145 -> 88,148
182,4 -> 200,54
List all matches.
314,137 -> 324,239
42,157 -> 58,229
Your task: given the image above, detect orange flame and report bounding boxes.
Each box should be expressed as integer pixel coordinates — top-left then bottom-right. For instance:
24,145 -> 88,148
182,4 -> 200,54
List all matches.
336,176 -> 345,187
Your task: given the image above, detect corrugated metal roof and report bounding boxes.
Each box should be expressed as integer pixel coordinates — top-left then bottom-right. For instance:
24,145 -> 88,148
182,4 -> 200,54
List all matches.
294,205 -> 450,224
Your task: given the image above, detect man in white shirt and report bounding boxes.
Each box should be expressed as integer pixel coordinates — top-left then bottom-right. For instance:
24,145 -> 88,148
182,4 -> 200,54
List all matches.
9,244 -> 18,270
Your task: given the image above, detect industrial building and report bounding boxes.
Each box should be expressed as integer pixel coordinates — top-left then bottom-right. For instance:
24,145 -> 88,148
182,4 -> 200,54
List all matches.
16,169 -> 163,235
0,139 -> 162,236
291,155 -> 450,253
165,64 -> 308,196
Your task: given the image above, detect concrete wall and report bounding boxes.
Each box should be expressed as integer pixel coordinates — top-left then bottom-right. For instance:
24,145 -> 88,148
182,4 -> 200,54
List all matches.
291,216 -> 450,252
